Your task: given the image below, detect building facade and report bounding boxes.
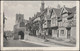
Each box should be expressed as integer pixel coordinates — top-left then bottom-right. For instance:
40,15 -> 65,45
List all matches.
57,6 -> 76,41
42,3 -> 76,41
26,1 -> 76,41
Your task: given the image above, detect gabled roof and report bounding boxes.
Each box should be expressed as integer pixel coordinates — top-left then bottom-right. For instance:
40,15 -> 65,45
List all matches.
64,6 -> 76,19
65,7 -> 72,12
52,8 -> 62,17
36,12 -> 41,16
46,8 -> 52,20
64,6 -> 76,13
40,8 -> 47,16
71,6 -> 76,14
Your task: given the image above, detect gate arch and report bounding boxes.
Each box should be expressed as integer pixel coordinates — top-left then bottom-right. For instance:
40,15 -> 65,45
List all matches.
18,31 -> 24,39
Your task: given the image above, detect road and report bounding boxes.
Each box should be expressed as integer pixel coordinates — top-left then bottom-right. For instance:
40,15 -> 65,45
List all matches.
4,39 -> 47,47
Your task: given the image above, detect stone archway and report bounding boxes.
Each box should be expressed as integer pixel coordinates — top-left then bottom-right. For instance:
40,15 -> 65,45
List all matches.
18,31 -> 24,39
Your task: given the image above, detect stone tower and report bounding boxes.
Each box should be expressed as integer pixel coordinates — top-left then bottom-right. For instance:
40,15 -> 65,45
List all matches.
57,4 -> 61,9
14,14 -> 25,40
40,1 -> 45,12
16,14 -> 24,24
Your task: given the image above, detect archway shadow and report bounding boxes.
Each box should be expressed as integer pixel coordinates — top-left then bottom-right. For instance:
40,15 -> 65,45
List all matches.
18,31 -> 24,39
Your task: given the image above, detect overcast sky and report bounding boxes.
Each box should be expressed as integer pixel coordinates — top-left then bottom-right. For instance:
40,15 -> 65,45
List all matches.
3,1 -> 76,31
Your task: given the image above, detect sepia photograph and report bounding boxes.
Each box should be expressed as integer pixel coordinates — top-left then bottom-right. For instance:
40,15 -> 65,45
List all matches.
1,0 -> 79,50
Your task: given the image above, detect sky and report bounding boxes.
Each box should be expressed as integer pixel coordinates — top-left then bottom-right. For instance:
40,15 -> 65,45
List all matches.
3,1 -> 76,31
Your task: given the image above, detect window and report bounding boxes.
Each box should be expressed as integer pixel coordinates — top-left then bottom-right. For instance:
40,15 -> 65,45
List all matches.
19,17 -> 21,20
57,30 -> 59,37
57,17 -> 60,19
57,30 -> 59,34
20,22 -> 25,27
52,18 -> 55,24
47,20 -> 51,27
44,23 -> 46,25
61,30 -> 64,34
74,14 -> 76,20
54,30 -> 57,34
26,28 -> 28,31
68,12 -> 72,15
59,22 -> 62,27
52,18 -> 54,24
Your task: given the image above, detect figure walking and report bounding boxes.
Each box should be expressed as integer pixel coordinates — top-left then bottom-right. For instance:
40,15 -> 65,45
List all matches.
4,32 -> 7,40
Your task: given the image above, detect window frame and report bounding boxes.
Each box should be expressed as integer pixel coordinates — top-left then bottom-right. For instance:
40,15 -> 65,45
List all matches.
61,30 -> 64,35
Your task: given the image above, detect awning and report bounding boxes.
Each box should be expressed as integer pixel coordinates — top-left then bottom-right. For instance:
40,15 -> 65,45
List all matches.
57,19 -> 62,22
66,27 -> 71,30
44,26 -> 58,30
44,27 -> 50,29
50,26 -> 58,29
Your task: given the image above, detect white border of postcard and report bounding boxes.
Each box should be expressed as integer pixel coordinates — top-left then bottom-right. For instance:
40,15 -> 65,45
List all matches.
1,1 -> 79,50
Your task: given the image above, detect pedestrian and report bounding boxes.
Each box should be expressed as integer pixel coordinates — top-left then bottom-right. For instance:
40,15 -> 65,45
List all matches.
4,32 -> 7,40
39,33 -> 41,38
43,30 -> 48,42
44,30 -> 46,39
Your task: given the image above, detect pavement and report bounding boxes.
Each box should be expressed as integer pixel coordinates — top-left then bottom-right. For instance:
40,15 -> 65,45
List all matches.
3,35 -> 76,47
20,40 -> 64,47
24,35 -> 76,47
47,39 -> 76,47
4,39 -> 46,47
3,38 -> 66,47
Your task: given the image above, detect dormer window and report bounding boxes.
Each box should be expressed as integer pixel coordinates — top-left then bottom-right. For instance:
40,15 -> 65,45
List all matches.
68,12 -> 72,15
57,17 -> 62,22
44,23 -> 46,25
61,12 -> 67,15
67,13 -> 74,20
57,17 -> 60,19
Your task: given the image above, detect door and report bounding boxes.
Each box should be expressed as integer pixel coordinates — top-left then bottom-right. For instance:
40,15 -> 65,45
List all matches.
48,29 -> 52,36
57,30 -> 59,37
33,30 -> 36,36
67,29 -> 71,39
18,31 -> 24,39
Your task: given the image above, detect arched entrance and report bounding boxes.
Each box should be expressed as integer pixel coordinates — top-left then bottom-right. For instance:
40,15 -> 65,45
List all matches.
18,31 -> 24,39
